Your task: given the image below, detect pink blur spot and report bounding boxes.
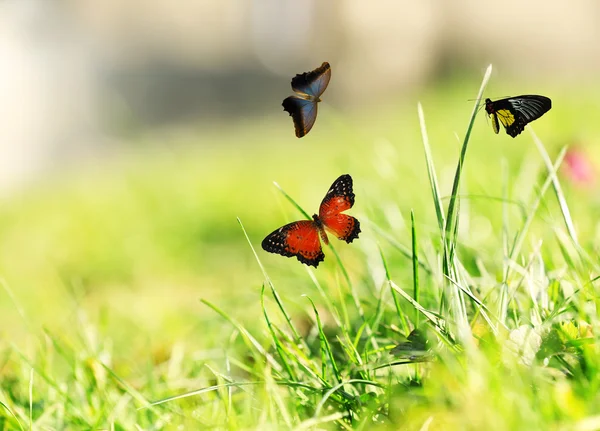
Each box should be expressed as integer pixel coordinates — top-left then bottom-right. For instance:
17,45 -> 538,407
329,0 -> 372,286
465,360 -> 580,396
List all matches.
563,147 -> 596,187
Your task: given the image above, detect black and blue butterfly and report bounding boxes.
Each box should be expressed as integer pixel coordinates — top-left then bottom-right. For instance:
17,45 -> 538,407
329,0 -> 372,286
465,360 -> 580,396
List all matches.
485,95 -> 551,137
282,62 -> 331,138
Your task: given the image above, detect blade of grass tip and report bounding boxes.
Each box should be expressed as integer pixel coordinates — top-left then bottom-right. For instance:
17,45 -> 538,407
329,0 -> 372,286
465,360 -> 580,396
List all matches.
411,210 -> 420,330
370,223 -> 431,274
389,281 -> 458,350
237,217 -> 303,344
139,382 -> 262,409
529,128 -> 578,245
0,401 -> 25,431
504,147 -> 567,284
304,295 -> 342,384
442,64 -> 492,341
445,64 -> 493,255
379,244 -> 409,334
260,285 -> 297,380
273,181 -> 312,220
200,299 -> 283,373
418,102 -> 446,233
293,412 -> 348,431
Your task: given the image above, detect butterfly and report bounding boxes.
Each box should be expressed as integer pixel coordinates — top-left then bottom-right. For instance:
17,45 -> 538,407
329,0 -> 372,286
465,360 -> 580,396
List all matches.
484,95 -> 551,137
262,174 -> 360,267
282,62 -> 331,138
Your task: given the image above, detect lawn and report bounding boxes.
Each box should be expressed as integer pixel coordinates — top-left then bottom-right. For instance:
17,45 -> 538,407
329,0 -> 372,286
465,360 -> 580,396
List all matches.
1,67 -> 600,430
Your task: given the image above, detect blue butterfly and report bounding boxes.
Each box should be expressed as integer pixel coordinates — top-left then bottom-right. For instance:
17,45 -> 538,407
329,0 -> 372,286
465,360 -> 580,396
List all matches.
282,62 -> 331,138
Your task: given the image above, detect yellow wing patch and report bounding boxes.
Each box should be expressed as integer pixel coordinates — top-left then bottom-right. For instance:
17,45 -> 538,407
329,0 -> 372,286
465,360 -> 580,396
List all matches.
490,113 -> 499,134
496,109 -> 515,127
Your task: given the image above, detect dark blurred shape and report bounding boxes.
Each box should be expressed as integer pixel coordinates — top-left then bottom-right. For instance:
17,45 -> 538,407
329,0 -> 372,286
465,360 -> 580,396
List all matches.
390,327 -> 433,360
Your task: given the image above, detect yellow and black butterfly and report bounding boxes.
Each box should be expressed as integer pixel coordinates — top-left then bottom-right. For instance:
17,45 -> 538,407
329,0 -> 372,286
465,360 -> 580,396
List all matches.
484,95 -> 551,137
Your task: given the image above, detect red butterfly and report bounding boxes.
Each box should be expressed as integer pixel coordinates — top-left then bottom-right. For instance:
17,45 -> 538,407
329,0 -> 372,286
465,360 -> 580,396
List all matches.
262,174 -> 360,267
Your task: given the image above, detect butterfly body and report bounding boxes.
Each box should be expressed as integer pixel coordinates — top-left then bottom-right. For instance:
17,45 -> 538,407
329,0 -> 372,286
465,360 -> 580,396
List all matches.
484,95 -> 551,137
282,62 -> 331,138
262,174 -> 360,267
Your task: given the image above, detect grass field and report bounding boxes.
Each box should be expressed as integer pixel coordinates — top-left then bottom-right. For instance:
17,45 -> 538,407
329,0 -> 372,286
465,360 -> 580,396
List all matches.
1,66 -> 600,430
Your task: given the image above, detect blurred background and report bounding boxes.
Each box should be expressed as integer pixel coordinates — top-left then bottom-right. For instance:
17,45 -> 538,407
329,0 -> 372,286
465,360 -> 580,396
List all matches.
1,0 -> 600,358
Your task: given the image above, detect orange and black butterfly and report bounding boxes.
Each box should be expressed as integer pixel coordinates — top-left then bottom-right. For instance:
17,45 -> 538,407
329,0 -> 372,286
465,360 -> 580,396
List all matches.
282,62 -> 331,138
485,95 -> 551,137
262,174 -> 360,267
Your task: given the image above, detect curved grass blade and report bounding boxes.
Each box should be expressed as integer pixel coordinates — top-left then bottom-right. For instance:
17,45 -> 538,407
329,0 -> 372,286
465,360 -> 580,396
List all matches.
273,181 -> 311,220
411,210 -> 421,330
444,63 -> 493,259
237,217 -> 303,344
379,244 -> 409,335
261,285 -> 297,380
201,299 -> 283,372
529,128 -> 578,245
418,102 -> 445,233
304,295 -> 341,384
0,401 -> 25,431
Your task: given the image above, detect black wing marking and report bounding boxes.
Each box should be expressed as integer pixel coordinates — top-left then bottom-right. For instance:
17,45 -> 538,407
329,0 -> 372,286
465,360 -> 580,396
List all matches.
320,174 -> 355,208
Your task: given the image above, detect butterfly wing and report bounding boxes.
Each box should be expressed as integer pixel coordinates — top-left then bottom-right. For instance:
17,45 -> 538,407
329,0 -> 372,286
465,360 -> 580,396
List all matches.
505,95 -> 551,137
261,220 -> 325,267
290,62 -> 331,99
318,174 -> 361,243
282,96 -> 318,138
484,98 -> 501,134
487,95 -> 551,137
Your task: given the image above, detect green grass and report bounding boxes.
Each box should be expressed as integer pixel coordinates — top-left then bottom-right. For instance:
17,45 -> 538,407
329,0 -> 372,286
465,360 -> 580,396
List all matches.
1,68 -> 600,430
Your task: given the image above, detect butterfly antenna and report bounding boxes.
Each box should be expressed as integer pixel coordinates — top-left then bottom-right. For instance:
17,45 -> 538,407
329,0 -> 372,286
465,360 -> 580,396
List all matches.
466,98 -> 486,112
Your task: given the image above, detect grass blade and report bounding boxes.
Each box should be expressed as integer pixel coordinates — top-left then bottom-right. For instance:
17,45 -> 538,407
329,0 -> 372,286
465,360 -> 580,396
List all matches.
411,210 -> 421,329
444,64 -> 493,255
201,299 -> 283,372
418,102 -> 445,233
261,285 -> 297,380
503,147 -> 567,285
304,295 -> 342,384
529,127 -> 578,245
442,64 -> 492,342
237,217 -> 303,344
273,181 -> 312,221
379,244 -> 409,334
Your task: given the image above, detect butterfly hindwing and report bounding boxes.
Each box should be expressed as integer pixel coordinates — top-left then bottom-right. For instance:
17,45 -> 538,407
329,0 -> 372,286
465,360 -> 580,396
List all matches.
290,62 -> 331,99
261,220 -> 325,267
319,174 -> 361,243
485,95 -> 551,137
282,96 -> 318,138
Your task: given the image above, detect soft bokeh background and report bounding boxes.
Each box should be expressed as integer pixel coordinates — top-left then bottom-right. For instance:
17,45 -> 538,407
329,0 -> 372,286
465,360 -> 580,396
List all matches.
1,0 -> 600,377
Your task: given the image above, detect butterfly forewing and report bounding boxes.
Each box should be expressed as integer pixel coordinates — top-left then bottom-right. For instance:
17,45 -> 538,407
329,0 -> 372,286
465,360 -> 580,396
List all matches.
282,96 -> 318,138
319,174 -> 361,243
261,220 -> 325,267
485,95 -> 551,137
290,62 -> 331,99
